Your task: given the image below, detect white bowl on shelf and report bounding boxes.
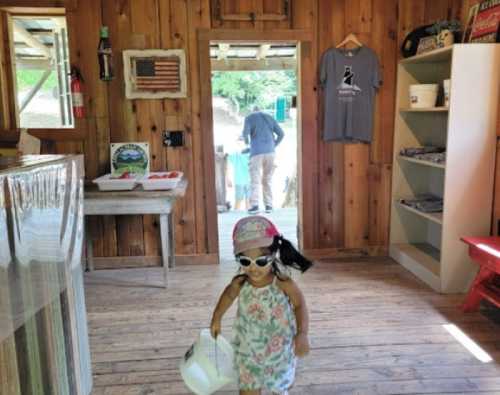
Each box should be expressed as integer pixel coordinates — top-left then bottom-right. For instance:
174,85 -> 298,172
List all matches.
92,173 -> 138,191
139,171 -> 183,190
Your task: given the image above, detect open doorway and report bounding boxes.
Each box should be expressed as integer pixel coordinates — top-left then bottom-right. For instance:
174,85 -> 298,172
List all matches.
210,42 -> 298,262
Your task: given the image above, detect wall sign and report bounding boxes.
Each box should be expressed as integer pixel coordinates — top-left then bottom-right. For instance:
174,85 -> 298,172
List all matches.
110,142 -> 150,175
123,49 -> 187,99
470,0 -> 500,43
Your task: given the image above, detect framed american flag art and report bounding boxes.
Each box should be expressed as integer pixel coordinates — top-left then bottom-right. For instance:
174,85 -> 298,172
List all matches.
123,49 -> 187,99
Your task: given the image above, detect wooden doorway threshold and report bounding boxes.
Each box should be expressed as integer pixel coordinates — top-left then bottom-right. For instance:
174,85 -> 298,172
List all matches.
197,29 -> 315,256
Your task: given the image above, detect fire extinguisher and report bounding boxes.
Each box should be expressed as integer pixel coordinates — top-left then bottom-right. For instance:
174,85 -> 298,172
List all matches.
70,66 -> 85,118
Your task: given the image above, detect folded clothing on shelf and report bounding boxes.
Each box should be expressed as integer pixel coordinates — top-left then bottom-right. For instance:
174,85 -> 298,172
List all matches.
400,194 -> 443,213
400,146 -> 446,163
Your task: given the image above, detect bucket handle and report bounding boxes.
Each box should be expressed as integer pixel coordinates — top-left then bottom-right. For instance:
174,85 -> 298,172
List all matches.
214,338 -> 219,376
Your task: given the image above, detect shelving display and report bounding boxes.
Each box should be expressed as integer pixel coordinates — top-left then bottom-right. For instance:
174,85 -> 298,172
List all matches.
389,44 -> 500,293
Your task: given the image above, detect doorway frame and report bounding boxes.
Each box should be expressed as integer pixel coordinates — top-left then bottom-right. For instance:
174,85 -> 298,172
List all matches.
197,29 -> 317,260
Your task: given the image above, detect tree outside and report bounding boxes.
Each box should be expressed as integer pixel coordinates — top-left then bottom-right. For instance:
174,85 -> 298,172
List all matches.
211,70 -> 296,115
16,69 -> 62,128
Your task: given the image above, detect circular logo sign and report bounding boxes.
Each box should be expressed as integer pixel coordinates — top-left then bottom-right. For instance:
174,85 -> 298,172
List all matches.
111,143 -> 149,174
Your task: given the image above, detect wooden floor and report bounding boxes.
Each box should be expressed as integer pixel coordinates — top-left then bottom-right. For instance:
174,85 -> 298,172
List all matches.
84,258 -> 500,395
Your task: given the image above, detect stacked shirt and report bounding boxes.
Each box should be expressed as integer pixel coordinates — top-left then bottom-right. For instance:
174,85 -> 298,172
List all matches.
400,146 -> 446,164
400,194 -> 443,213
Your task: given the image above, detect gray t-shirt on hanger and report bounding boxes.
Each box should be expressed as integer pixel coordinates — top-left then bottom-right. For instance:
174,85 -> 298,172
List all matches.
320,46 -> 381,142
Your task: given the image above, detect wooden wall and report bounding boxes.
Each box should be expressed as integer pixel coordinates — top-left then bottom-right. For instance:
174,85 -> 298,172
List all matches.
0,0 -> 465,265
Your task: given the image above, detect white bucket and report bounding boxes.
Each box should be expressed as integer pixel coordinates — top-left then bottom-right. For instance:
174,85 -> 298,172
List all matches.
409,84 -> 439,108
443,79 -> 451,107
180,329 -> 237,395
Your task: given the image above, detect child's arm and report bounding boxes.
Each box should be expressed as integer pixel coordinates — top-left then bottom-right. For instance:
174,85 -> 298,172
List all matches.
210,275 -> 245,338
278,278 -> 310,357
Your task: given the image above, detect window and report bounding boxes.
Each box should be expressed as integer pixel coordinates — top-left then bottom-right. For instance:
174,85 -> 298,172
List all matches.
12,15 -> 73,128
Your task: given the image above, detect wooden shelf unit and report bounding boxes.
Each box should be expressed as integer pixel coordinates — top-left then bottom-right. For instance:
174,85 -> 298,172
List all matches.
389,44 -> 500,293
398,155 -> 445,169
399,107 -> 449,113
396,201 -> 443,225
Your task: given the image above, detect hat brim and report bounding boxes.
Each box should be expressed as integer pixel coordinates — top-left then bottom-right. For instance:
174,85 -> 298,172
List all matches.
233,236 -> 275,255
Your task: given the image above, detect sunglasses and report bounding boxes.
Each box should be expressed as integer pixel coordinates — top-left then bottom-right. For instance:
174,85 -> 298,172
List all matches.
236,254 -> 275,267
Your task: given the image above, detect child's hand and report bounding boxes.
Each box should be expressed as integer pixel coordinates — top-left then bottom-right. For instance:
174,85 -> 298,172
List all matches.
294,333 -> 310,357
210,316 -> 221,339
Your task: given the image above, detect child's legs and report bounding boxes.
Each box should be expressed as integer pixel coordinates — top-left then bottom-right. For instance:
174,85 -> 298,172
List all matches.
249,155 -> 263,207
234,185 -> 245,210
243,184 -> 250,209
240,390 -> 261,395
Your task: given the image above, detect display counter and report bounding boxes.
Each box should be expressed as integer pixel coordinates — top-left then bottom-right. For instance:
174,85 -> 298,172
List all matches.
0,155 -> 91,395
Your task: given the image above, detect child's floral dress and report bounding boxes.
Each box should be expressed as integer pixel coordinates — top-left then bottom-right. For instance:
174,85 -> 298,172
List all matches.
233,276 -> 297,392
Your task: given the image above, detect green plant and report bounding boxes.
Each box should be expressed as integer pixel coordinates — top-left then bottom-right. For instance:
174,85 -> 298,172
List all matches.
211,70 -> 297,115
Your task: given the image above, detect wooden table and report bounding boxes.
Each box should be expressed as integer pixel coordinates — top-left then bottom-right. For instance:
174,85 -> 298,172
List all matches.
461,236 -> 500,312
84,179 -> 187,288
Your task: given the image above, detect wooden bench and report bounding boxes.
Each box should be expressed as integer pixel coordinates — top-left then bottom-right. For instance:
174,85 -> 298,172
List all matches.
84,179 -> 187,288
461,236 -> 500,312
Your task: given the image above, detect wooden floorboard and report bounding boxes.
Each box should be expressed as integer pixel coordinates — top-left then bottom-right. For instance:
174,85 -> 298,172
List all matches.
84,258 -> 500,395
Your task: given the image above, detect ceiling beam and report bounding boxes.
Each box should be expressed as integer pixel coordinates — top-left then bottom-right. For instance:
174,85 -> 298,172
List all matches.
15,58 -> 51,70
256,44 -> 271,60
12,20 -> 52,58
217,43 -> 230,60
211,57 -> 296,71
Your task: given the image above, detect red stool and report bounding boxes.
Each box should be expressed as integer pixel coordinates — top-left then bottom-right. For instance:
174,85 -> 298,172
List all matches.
461,237 -> 500,312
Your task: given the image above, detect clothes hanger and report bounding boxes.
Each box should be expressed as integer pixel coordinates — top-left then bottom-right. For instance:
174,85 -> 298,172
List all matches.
336,33 -> 363,48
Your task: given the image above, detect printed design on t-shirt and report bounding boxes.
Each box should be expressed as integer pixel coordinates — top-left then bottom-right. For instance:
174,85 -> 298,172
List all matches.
337,66 -> 362,97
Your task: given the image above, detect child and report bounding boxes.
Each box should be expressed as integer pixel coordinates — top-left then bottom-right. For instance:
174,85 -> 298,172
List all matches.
210,216 -> 313,395
227,146 -> 251,211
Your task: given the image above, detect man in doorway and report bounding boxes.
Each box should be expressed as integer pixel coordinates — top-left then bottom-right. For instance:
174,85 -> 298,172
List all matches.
242,106 -> 284,214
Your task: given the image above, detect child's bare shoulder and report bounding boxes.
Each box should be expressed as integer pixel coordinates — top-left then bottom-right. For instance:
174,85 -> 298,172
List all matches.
275,275 -> 296,291
230,274 -> 247,290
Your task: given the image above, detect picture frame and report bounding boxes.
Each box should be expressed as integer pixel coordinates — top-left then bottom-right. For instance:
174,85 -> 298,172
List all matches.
416,35 -> 437,55
469,0 -> 500,43
463,3 -> 480,42
123,49 -> 187,99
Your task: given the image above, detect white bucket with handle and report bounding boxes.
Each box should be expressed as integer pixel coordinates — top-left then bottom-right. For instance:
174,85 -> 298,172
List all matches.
180,329 -> 237,395
409,84 -> 439,108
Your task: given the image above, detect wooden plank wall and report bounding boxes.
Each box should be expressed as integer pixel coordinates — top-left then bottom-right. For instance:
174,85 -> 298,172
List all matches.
66,0 -> 211,261
315,0 -> 462,253
0,0 -> 463,264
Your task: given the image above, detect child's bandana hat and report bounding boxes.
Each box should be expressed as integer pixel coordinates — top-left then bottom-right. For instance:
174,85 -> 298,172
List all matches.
232,216 -> 280,255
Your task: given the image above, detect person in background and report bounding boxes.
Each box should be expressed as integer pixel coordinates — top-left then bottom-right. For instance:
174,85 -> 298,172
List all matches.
227,138 -> 251,210
242,106 -> 284,214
